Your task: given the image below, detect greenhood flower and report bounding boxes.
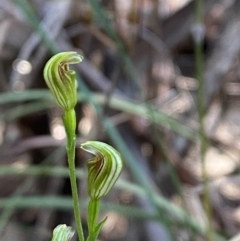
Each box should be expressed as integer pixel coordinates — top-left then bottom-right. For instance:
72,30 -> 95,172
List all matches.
43,52 -> 83,111
81,141 -> 123,200
51,224 -> 74,241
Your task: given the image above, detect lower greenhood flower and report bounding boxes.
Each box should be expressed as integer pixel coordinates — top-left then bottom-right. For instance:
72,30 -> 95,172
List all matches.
81,141 -> 123,200
44,52 -> 83,111
51,224 -> 74,241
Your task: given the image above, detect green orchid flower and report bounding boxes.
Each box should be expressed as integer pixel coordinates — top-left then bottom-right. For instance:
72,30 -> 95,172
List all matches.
44,51 -> 83,111
81,141 -> 123,200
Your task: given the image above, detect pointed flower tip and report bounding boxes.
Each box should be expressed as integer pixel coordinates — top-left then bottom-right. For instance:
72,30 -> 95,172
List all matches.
43,51 -> 83,111
81,141 -> 123,200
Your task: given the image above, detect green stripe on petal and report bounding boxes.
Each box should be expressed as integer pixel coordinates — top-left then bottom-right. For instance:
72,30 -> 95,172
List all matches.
81,141 -> 123,200
43,52 -> 83,111
51,224 -> 74,241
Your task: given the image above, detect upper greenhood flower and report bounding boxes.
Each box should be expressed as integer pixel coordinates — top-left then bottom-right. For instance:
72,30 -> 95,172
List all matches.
51,224 -> 74,241
81,141 -> 123,200
44,52 -> 83,110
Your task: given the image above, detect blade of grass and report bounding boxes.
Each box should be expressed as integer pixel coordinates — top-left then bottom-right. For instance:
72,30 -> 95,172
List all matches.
193,0 -> 212,240
0,195 -> 226,241
0,148 -> 65,236
1,101 -> 54,121
0,165 -> 226,241
149,120 -> 196,240
0,196 -> 156,221
0,90 -> 196,140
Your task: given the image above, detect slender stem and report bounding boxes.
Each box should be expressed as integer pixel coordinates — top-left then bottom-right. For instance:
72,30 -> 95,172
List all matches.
86,199 -> 100,241
195,40 -> 212,240
194,0 -> 212,240
63,109 -> 85,241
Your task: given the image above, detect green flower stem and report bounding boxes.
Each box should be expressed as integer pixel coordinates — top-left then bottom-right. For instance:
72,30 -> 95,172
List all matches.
43,52 -> 84,240
63,109 -> 84,241
86,199 -> 106,241
86,199 -> 100,241
194,1 -> 212,240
